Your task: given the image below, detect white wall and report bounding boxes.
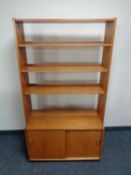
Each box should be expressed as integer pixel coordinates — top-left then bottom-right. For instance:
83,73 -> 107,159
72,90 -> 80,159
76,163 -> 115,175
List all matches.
0,0 -> 131,130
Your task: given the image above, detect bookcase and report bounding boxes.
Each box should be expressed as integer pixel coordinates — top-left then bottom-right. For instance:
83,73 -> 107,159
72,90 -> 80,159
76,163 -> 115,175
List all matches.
13,18 -> 116,160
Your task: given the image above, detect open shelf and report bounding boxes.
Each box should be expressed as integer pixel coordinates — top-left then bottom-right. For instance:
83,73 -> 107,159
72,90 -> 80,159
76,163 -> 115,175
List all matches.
18,41 -> 112,47
24,84 -> 105,94
22,64 -> 108,73
26,109 -> 103,130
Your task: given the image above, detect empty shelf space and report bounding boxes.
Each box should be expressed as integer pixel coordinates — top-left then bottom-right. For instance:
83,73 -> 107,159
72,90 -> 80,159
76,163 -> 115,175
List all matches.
18,41 -> 112,47
14,18 -> 116,23
24,84 -> 105,94
26,109 -> 103,130
21,64 -> 108,73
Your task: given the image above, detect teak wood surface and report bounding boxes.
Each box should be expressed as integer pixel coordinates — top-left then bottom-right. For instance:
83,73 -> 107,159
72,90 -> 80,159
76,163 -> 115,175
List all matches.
13,18 -> 116,160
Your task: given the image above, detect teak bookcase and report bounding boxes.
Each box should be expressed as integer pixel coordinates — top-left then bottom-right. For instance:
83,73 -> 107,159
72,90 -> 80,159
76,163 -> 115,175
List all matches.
13,18 -> 116,161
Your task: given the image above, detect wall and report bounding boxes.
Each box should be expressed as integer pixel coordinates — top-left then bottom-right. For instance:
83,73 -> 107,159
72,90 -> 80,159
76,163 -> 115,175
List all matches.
0,0 -> 131,130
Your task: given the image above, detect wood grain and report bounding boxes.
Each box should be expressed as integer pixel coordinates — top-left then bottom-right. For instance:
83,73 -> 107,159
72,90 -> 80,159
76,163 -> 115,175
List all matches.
67,131 -> 101,157
26,130 -> 65,159
26,109 -> 103,130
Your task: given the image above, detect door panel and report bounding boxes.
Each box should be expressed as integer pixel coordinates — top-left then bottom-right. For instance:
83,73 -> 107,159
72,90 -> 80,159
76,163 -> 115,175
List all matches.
26,130 -> 65,159
67,130 -> 101,158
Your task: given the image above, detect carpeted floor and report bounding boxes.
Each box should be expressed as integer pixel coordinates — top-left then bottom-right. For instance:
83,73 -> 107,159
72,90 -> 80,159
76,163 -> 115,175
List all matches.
0,129 -> 131,175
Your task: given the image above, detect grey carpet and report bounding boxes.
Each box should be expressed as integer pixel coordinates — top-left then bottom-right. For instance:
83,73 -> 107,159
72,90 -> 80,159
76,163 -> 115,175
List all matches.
0,129 -> 131,175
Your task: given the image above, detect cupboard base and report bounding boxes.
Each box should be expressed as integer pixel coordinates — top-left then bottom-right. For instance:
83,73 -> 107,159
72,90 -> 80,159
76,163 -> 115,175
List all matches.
25,129 -> 103,161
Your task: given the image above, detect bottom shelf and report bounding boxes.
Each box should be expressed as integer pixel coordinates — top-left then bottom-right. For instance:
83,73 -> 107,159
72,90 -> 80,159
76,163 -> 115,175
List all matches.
26,109 -> 103,130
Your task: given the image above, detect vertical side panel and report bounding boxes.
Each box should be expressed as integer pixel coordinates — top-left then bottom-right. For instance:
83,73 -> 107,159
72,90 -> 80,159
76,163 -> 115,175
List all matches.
99,129 -> 105,158
98,19 -> 117,122
13,19 -> 31,122
13,21 -> 25,44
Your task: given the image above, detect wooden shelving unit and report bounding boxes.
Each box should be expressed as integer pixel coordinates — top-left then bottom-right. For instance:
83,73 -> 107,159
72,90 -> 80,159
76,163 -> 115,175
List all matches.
13,18 -> 116,161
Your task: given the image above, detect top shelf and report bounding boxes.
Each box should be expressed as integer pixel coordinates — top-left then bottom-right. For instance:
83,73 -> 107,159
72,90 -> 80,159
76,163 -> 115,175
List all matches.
18,41 -> 112,47
14,18 -> 116,23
